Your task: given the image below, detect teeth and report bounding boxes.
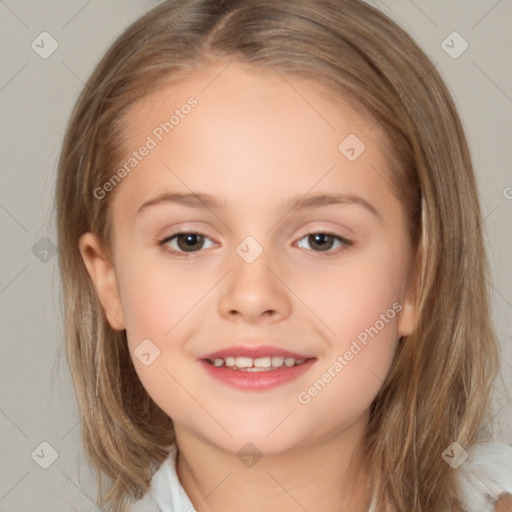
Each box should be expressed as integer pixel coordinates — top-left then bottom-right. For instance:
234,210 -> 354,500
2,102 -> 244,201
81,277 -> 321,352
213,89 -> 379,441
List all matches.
235,357 -> 253,368
271,356 -> 284,367
208,356 -> 307,370
254,357 -> 272,368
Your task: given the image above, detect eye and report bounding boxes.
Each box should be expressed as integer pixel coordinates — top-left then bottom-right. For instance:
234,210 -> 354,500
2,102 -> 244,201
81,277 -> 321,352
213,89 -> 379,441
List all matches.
160,230 -> 216,254
159,229 -> 352,256
295,231 -> 353,254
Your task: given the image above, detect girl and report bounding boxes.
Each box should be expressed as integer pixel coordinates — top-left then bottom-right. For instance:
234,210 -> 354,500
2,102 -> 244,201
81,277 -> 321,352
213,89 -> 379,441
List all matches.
55,0 -> 512,511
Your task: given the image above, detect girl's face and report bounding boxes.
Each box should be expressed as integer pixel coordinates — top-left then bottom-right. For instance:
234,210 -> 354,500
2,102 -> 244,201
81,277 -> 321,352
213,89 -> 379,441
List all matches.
80,62 -> 416,455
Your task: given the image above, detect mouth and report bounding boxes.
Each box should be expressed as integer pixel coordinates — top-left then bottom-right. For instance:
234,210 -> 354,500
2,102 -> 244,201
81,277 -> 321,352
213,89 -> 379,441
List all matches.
199,345 -> 317,391
204,355 -> 310,371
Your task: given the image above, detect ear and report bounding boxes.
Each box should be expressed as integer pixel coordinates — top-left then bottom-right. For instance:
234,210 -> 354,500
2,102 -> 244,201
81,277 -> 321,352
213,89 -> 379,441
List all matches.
78,232 -> 126,331
398,241 -> 423,338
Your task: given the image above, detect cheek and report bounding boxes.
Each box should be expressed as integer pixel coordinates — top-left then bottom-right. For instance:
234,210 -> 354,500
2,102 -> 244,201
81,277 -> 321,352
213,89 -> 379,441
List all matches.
116,255 -> 214,407
294,248 -> 405,399
300,248 -> 406,345
117,254 -> 210,341
117,263 -> 198,419
295,281 -> 401,432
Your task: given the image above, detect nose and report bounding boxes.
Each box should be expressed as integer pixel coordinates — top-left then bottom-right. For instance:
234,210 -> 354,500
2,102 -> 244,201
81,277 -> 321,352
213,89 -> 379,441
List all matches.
217,247 -> 292,324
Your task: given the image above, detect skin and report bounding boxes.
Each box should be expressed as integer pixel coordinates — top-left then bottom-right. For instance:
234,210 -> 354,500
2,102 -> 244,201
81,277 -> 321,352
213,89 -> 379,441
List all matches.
495,494 -> 512,512
79,61 -> 417,512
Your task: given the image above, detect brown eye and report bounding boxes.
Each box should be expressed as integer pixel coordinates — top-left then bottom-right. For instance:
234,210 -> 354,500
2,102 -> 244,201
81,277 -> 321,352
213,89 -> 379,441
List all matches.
161,232 -> 215,253
296,232 -> 352,253
176,233 -> 205,252
307,233 -> 335,251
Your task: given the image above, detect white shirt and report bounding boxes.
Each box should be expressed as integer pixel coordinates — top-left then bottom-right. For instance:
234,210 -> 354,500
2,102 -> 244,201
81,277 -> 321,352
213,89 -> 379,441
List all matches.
128,441 -> 512,512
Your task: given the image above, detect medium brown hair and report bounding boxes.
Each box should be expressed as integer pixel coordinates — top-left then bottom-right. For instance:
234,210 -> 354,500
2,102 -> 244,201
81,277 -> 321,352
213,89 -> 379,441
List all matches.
55,1 -> 500,510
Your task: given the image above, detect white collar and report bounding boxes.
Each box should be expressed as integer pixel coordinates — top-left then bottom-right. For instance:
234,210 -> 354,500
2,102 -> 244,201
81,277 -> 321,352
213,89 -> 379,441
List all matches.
130,441 -> 512,512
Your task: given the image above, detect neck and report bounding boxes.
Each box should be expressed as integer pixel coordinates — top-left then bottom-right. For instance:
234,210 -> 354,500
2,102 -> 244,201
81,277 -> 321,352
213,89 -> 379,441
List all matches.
174,413 -> 370,512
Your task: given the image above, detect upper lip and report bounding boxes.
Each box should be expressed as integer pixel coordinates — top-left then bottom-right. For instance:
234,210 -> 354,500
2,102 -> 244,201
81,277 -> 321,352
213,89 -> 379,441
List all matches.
198,344 -> 315,361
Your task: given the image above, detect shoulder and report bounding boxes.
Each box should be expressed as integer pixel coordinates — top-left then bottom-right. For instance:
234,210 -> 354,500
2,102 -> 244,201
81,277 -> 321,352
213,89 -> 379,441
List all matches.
457,441 -> 512,512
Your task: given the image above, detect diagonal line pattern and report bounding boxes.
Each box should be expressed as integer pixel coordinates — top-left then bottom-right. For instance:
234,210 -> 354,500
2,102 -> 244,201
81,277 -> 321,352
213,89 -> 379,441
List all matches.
472,0 -> 503,30
201,60 -> 233,93
62,471 -> 106,511
61,60 -> 132,133
0,265 -> 28,297
0,62 -> 28,93
266,471 -> 310,511
61,384 -> 117,440
0,0 -> 29,28
478,396 -> 512,437
61,0 -> 94,30
61,61 -> 88,88
1,204 -> 29,233
265,410 -> 294,438
407,0 -> 439,28
163,367 -> 233,438
472,262 -> 512,308
0,471 -> 29,503
199,471 -> 233,502
366,162 -> 395,192
472,61 -> 512,105
0,406 -> 29,439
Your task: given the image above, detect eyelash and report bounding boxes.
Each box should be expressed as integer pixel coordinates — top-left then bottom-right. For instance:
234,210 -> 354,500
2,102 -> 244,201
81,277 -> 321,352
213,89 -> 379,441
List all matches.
158,228 -> 353,257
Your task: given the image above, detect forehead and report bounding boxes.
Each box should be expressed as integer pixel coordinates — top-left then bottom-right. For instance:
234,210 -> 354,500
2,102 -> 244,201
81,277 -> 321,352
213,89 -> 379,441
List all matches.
121,60 -> 385,150
111,62 -> 394,216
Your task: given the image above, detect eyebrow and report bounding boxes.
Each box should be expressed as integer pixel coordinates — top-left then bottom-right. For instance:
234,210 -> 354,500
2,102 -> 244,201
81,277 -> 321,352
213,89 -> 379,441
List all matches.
136,191 -> 381,219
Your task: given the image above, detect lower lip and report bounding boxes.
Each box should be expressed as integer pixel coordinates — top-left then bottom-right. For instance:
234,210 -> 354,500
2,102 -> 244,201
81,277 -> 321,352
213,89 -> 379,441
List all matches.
199,359 -> 316,391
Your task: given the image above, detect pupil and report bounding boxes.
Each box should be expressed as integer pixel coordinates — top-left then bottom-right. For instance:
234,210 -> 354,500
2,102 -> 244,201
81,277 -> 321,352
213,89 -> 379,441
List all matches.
310,233 -> 333,251
175,233 -> 335,252
178,234 -> 203,252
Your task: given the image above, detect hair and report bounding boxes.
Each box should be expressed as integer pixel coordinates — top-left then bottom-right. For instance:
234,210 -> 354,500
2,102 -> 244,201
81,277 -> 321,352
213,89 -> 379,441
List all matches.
55,0 -> 501,510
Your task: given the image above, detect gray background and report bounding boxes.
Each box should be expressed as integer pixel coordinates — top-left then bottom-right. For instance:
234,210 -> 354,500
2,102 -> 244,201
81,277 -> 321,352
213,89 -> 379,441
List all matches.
0,0 -> 511,510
